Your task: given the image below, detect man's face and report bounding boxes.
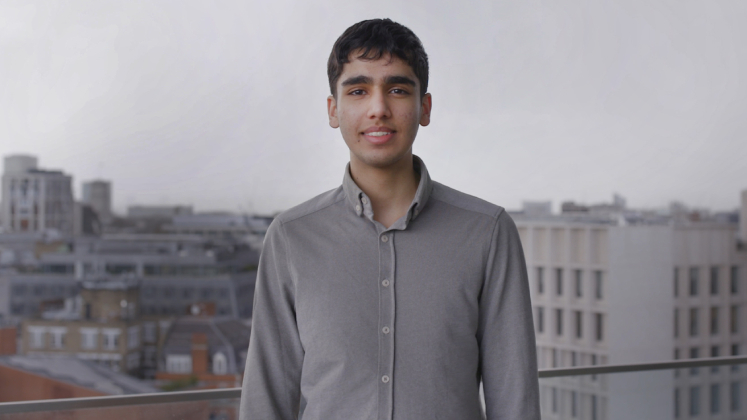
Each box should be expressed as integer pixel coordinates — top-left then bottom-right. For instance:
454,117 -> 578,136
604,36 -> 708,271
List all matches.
327,53 -> 432,170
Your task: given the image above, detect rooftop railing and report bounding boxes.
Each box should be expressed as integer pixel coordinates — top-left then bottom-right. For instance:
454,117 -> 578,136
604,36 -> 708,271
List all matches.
1,355 -> 746,418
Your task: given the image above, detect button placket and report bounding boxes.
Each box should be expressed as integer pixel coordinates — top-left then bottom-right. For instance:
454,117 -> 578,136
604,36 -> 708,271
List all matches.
378,230 -> 395,420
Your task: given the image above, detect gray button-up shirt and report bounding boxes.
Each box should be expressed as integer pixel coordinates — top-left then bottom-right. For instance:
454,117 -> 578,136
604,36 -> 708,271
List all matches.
240,157 -> 540,420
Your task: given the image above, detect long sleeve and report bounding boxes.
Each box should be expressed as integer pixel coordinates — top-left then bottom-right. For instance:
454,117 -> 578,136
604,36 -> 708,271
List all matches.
478,211 -> 541,419
240,219 -> 304,420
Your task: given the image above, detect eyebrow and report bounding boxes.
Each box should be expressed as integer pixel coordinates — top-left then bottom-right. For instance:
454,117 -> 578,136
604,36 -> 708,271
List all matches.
384,75 -> 416,87
340,75 -> 417,88
341,75 -> 373,86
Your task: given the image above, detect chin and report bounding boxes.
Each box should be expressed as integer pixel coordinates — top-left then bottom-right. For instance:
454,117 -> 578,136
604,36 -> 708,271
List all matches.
354,151 -> 411,169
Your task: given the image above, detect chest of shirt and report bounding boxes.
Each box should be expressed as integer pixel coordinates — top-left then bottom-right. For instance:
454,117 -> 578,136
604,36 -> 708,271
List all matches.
282,207 -> 493,353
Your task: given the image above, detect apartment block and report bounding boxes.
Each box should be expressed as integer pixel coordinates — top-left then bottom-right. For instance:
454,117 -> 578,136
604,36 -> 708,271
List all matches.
515,193 -> 747,420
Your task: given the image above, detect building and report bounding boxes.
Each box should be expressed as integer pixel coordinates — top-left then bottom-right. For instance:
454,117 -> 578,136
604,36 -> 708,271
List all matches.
156,315 -> 249,390
20,278 -> 148,374
1,155 -> 75,236
82,180 -> 113,224
516,193 -> 747,419
0,354 -> 157,401
0,233 -> 258,323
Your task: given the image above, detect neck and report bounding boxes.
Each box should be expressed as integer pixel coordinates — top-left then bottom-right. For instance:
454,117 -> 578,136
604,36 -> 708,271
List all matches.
349,153 -> 419,228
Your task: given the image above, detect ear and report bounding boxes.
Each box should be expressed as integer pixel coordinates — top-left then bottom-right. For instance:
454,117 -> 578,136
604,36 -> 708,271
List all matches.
419,93 -> 432,127
327,95 -> 340,128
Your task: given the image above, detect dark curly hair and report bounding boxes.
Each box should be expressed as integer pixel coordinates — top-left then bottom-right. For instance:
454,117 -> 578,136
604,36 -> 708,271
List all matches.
327,19 -> 429,98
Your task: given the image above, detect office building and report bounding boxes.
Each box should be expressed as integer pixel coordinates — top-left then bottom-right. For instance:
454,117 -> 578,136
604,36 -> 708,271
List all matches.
1,155 -> 75,236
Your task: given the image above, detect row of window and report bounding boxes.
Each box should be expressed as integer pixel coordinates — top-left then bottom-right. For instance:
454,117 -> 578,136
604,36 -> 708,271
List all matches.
11,284 -> 77,297
674,266 -> 741,298
673,306 -> 740,338
140,305 -> 233,316
674,345 -> 740,362
140,286 -> 231,299
26,326 -> 141,351
536,307 -> 605,341
674,382 -> 741,417
540,347 -> 603,370
542,386 -> 601,419
535,267 -> 604,300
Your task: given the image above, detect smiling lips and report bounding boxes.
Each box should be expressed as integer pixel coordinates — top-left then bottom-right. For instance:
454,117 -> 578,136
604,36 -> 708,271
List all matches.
362,126 -> 395,144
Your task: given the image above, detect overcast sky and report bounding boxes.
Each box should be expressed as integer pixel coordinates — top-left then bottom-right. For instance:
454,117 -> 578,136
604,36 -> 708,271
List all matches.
1,0 -> 745,215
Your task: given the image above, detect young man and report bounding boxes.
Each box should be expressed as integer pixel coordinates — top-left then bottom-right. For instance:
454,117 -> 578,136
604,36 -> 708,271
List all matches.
240,19 -> 540,420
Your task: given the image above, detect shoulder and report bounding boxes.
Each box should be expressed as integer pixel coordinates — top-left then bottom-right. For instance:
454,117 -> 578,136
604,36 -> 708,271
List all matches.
429,181 -> 505,220
272,186 -> 346,226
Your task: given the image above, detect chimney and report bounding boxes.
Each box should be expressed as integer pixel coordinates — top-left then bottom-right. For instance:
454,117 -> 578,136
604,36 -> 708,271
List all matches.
741,190 -> 747,243
0,326 -> 17,355
191,333 -> 208,375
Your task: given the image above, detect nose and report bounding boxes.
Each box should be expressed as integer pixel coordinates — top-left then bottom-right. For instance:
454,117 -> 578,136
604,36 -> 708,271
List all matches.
367,89 -> 391,120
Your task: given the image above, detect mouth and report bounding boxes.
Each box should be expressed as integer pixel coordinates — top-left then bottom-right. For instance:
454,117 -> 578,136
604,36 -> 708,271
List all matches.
362,127 -> 395,145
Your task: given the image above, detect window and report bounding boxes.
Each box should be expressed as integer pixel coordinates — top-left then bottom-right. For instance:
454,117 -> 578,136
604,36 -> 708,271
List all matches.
552,348 -> 558,368
571,351 -> 577,367
731,305 -> 739,334
690,308 -> 699,336
674,309 -> 679,338
28,327 -> 46,349
551,387 -> 558,413
571,390 -> 578,417
731,382 -> 741,412
49,327 -> 67,349
182,288 -> 193,299
674,388 -> 680,419
574,270 -> 582,297
594,271 -> 603,299
689,267 -> 699,296
591,394 -> 598,420
213,352 -> 228,375
710,384 -> 720,414
710,266 -> 719,295
536,267 -> 544,294
674,267 -> 679,297
166,355 -> 192,374
555,268 -> 563,296
102,328 -> 121,351
80,328 -> 98,350
690,386 -> 700,416
731,266 -> 739,295
690,347 -> 700,376
536,307 -> 544,333
732,344 -> 740,373
595,313 -> 603,341
574,310 -> 582,339
127,326 -> 140,349
556,309 -> 563,336
591,354 -> 598,381
711,307 -> 719,335
674,348 -> 680,360
711,346 -> 720,373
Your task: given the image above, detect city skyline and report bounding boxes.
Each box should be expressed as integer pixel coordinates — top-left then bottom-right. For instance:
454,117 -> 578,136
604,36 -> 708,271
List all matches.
2,1 -> 746,214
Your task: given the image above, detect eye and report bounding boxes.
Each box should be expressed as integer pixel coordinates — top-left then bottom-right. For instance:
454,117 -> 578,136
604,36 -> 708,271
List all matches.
349,89 -> 366,96
390,88 -> 409,95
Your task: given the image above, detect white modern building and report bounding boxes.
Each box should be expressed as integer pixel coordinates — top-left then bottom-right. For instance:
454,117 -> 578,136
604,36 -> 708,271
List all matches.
82,180 -> 113,224
1,155 -> 74,236
516,192 -> 747,419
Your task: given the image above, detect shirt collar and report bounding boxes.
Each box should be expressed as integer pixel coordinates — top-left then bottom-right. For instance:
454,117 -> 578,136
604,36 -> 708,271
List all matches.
342,155 -> 433,224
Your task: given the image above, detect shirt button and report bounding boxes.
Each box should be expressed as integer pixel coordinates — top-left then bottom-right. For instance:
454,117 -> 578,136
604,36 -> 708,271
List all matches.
355,204 -> 361,213
361,197 -> 369,205
382,326 -> 390,334
382,375 -> 390,383
382,279 -> 390,287
381,235 -> 389,243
